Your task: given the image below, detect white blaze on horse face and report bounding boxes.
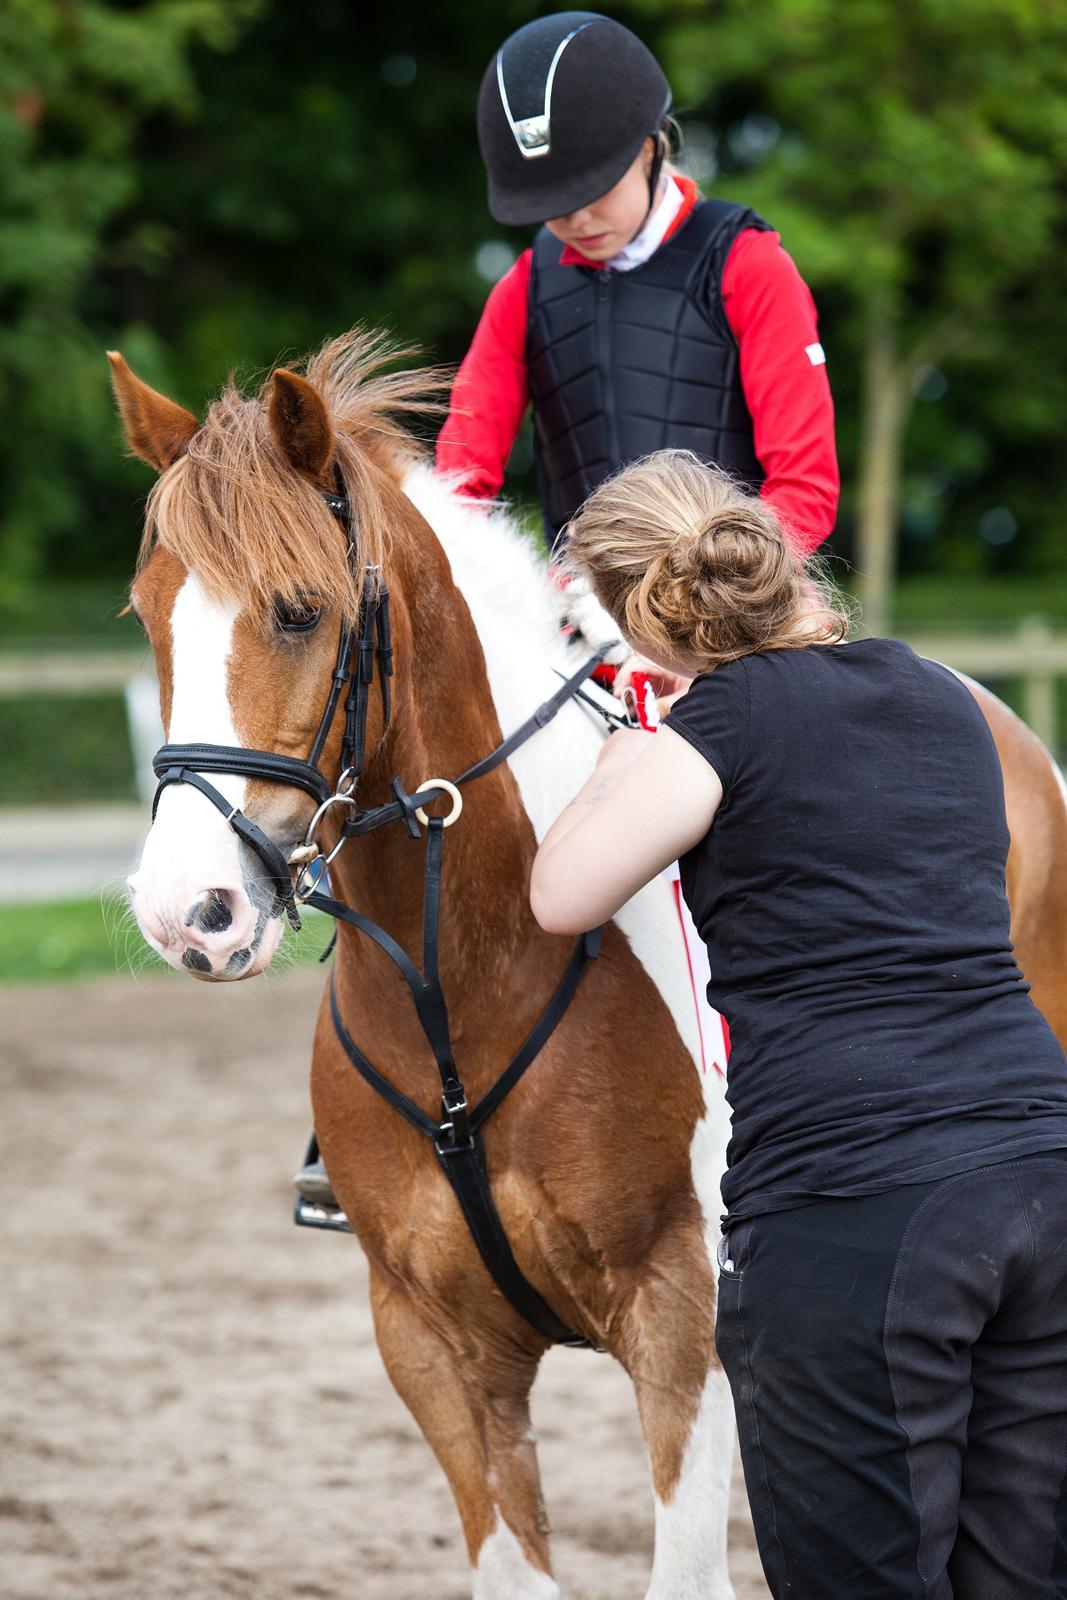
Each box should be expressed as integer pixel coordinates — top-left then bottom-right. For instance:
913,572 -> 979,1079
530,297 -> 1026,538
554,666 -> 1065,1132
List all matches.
128,574 -> 283,979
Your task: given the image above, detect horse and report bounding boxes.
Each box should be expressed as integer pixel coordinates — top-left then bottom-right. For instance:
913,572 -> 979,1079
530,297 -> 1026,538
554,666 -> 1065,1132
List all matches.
111,330 -> 1067,1600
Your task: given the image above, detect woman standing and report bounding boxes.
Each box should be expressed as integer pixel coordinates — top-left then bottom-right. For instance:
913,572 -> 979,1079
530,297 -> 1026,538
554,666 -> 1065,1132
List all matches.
531,449 -> 1067,1599
436,10 -> 839,561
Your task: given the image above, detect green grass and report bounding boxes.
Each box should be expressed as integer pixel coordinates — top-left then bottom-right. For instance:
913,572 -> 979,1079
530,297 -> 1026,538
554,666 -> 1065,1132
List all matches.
0,897 -> 335,985
0,581 -> 145,803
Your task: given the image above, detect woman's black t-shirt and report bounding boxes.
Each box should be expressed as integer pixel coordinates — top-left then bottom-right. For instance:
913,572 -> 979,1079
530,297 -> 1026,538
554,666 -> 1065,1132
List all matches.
663,638 -> 1067,1226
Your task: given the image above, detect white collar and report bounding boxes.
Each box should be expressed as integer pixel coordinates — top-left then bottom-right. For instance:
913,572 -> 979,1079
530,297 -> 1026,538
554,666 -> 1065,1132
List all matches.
606,176 -> 685,273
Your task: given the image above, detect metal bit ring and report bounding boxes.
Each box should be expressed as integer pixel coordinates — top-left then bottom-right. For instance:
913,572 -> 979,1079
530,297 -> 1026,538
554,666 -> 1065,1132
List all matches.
287,791 -> 359,865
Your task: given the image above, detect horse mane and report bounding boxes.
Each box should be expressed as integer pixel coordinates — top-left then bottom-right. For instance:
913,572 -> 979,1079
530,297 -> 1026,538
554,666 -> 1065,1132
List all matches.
140,328 -> 447,621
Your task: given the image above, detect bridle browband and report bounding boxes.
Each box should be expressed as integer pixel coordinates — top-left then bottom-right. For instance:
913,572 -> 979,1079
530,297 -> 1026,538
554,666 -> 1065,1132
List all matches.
147,482 -> 608,1348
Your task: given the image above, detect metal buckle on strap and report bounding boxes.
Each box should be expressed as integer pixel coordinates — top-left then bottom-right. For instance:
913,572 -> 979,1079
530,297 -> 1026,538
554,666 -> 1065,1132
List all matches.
436,1080 -> 472,1151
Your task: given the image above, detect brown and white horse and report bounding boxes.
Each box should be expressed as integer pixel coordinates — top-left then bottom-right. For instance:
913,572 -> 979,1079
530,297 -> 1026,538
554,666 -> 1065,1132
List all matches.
112,332 -> 1067,1599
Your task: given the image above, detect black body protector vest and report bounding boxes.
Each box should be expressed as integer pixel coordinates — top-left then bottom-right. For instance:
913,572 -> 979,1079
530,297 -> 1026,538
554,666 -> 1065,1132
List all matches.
526,198 -> 772,547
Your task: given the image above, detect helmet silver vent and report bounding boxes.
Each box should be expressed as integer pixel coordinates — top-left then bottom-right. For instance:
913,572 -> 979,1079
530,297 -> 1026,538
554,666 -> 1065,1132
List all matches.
496,23 -> 592,161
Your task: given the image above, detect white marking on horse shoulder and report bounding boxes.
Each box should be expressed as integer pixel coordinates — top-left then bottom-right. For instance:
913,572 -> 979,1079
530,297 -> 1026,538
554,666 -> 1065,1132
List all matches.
645,1367 -> 736,1600
473,1517 -> 560,1600
404,463 -> 731,1209
403,465 -> 568,839
406,475 -> 728,1067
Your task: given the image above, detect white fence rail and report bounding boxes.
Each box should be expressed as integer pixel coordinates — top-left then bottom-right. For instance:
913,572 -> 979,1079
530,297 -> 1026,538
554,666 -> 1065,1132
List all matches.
0,650 -> 146,695
1,617 -> 1064,796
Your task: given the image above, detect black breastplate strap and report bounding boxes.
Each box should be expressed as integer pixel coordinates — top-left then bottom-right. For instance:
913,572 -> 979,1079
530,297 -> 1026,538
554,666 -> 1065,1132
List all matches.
313,817 -> 602,1350
303,645 -> 611,1349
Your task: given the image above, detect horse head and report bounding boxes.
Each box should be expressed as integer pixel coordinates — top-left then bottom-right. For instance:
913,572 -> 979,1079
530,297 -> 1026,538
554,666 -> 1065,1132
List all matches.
112,334 -> 434,981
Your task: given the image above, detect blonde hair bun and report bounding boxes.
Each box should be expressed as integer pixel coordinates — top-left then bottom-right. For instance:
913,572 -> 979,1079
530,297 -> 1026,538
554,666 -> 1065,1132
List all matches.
565,450 -> 849,669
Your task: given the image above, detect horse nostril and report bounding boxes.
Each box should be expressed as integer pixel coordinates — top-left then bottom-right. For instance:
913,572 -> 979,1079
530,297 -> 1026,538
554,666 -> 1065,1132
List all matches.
187,888 -> 234,935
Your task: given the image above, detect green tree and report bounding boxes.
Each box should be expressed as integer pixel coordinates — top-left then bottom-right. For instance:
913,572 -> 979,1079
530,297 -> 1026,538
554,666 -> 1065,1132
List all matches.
4,0 -> 1067,619
0,0 -> 259,595
647,0 -> 1067,630
0,0 -> 547,591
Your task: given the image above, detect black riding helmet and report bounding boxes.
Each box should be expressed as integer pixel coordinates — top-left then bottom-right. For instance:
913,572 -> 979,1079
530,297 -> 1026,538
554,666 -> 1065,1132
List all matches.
477,12 -> 672,227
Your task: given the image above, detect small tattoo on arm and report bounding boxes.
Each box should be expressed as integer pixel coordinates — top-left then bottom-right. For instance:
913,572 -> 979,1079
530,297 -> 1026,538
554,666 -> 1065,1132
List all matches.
567,777 -> 611,811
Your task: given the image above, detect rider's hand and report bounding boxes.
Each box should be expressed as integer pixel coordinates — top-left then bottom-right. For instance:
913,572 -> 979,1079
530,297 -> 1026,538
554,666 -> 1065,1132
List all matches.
614,652 -> 692,701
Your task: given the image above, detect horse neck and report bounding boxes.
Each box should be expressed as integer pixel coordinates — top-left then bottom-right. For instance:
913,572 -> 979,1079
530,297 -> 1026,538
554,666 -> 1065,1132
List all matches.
324,495 -> 550,1073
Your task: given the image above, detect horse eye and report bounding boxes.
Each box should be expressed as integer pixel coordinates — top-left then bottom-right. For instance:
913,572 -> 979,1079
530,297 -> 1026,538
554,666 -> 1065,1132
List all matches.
273,596 -> 322,634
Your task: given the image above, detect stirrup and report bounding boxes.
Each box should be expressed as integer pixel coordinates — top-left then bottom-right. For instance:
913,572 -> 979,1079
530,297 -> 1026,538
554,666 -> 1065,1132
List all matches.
293,1196 -> 354,1234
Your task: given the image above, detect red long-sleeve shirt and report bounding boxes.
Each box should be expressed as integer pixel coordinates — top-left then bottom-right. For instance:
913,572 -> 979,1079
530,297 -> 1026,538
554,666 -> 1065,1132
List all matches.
436,178 -> 839,556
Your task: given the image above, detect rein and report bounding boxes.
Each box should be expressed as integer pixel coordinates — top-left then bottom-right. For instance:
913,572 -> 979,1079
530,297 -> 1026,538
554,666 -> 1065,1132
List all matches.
148,485 -> 606,1349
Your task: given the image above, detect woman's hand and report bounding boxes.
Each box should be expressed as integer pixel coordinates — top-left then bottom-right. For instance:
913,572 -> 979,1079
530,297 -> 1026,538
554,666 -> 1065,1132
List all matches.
614,652 -> 692,701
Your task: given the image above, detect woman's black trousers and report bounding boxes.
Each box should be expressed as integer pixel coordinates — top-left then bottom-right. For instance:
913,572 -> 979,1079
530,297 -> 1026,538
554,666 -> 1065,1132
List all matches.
716,1151 -> 1067,1598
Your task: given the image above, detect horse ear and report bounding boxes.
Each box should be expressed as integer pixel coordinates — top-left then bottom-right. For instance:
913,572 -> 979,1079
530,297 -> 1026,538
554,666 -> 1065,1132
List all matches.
267,369 -> 335,481
107,351 -> 199,473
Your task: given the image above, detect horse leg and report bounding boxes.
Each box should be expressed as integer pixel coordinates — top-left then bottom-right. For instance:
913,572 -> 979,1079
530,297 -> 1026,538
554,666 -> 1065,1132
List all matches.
368,1266 -> 558,1600
623,1224 -> 736,1600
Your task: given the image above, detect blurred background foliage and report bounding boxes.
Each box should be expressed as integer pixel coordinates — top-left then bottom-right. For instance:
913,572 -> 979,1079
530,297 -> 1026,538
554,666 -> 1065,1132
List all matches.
2,0 -> 1066,975
2,0 -> 1066,630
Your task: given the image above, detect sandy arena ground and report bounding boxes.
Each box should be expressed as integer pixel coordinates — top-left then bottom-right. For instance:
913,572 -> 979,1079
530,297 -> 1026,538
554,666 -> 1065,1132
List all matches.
3,969 -> 769,1600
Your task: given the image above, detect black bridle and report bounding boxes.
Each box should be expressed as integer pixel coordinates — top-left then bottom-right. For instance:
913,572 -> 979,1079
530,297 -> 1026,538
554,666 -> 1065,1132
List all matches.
153,488 -> 393,931
148,484 -> 607,1349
